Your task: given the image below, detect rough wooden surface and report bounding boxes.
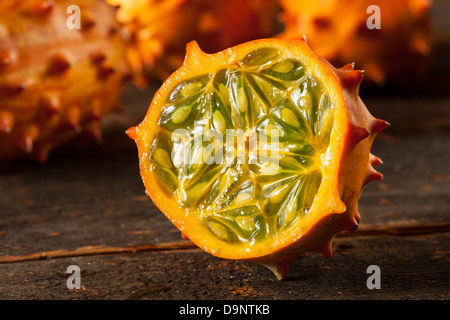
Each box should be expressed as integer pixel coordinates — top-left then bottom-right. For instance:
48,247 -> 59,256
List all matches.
1,6 -> 450,300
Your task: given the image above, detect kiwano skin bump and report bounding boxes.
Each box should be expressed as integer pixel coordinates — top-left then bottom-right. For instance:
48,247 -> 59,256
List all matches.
107,0 -> 281,84
127,38 -> 388,280
278,0 -> 434,86
0,0 -> 129,162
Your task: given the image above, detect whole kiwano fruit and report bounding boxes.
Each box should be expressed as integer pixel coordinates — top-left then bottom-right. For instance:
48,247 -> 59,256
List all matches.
0,0 -> 130,162
277,0 -> 434,86
127,38 -> 388,280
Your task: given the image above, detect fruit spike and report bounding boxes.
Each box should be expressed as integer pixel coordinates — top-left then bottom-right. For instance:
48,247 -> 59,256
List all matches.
369,153 -> 383,167
17,125 -> 39,153
33,0 -> 54,15
81,16 -> 97,31
39,92 -> 61,116
88,97 -> 102,121
366,166 -> 384,183
128,38 -> 388,280
372,118 -> 391,134
97,66 -> 116,80
277,0 -> 434,86
0,50 -> 17,69
91,52 -> 107,65
0,111 -> 14,133
47,54 -> 71,76
0,0 -> 130,162
339,62 -> 356,72
63,105 -> 82,132
341,70 -> 364,89
348,124 -> 371,148
0,81 -> 28,96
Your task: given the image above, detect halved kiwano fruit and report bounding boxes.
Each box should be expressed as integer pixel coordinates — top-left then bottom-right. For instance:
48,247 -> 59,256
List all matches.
127,38 -> 389,280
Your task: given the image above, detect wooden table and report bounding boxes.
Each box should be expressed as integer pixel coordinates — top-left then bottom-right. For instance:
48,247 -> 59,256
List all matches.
1,9 -> 449,301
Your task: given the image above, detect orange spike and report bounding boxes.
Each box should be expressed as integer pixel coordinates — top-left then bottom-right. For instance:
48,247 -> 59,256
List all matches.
0,110 -> 14,133
108,25 -> 120,37
198,12 -> 221,33
275,262 -> 292,281
88,97 -> 102,120
354,210 -> 361,228
63,105 -> 81,132
345,213 -> 360,232
265,260 -> 293,281
91,52 -> 107,65
39,93 -> 61,115
34,0 -> 54,15
414,0 -> 432,12
184,41 -> 205,66
0,81 -> 27,96
369,153 -> 383,167
371,170 -> 383,181
181,232 -> 189,240
81,17 -> 96,30
317,240 -> 333,259
341,69 -> 364,88
18,135 -> 33,153
126,126 -> 138,140
339,62 -> 355,71
0,50 -> 17,69
98,66 -> 116,80
47,54 -> 71,75
411,35 -> 431,56
313,16 -> 331,30
365,64 -> 386,86
363,166 -> 384,187
17,125 -> 39,153
121,72 -> 133,84
34,144 -> 52,163
348,123 -> 370,147
371,118 -> 390,134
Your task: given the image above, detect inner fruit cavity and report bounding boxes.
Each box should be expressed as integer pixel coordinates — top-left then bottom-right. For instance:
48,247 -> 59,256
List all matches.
151,47 -> 334,245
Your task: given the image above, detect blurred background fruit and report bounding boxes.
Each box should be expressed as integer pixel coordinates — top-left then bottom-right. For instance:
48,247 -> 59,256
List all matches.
277,0 -> 434,87
0,0 -> 439,163
107,0 -> 281,85
0,0 -> 130,162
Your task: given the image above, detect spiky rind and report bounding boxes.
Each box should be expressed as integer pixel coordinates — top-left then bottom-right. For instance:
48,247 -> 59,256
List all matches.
0,0 -> 130,162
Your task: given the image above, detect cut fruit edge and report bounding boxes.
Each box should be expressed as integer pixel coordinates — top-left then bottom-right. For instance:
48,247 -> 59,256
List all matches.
127,38 -> 387,279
